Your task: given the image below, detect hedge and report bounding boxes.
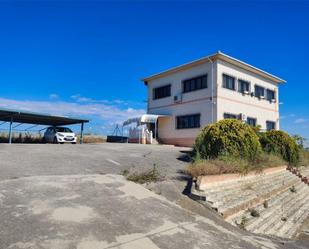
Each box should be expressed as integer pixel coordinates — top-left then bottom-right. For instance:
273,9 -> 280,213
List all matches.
194,119 -> 261,160
259,130 -> 300,165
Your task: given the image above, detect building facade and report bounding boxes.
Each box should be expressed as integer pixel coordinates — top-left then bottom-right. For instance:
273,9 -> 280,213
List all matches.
142,51 -> 285,147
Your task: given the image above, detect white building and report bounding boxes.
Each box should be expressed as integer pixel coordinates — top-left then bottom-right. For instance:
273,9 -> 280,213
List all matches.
136,51 -> 285,147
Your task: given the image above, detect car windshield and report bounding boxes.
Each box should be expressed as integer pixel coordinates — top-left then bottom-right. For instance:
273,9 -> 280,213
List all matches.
55,127 -> 73,133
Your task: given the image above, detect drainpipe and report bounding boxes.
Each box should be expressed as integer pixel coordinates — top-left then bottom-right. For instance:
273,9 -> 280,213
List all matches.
207,57 -> 214,123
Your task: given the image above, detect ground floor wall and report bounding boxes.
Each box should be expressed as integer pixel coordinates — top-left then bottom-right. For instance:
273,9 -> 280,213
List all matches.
151,99 -> 214,147
150,94 -> 279,147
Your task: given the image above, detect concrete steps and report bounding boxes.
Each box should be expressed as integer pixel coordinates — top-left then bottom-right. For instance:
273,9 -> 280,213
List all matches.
250,185 -> 308,234
191,167 -> 309,238
228,173 -> 309,238
228,181 -> 305,227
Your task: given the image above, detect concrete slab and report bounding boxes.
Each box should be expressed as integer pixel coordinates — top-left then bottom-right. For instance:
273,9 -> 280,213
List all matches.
0,173 -> 301,249
0,143 -> 190,181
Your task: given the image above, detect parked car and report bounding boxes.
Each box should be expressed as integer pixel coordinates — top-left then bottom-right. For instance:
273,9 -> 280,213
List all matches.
43,127 -> 77,144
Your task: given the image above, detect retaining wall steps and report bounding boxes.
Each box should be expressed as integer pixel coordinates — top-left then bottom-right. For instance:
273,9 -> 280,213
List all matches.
191,166 -> 309,239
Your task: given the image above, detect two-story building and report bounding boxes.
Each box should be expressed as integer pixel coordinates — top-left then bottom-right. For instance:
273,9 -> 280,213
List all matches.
140,51 -> 285,147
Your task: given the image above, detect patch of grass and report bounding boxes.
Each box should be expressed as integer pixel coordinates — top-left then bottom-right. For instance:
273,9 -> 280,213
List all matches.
290,185 -> 297,193
263,200 -> 269,209
120,169 -> 130,176
186,152 -> 286,178
0,132 -> 43,144
126,164 -> 162,184
249,208 -> 260,217
299,150 -> 309,167
77,135 -> 106,144
185,159 -> 240,178
251,153 -> 286,171
238,216 -> 248,230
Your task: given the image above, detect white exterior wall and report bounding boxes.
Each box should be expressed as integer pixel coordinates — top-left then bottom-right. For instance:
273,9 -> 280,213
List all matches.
147,61 -> 216,146
145,58 -> 280,146
216,60 -> 279,130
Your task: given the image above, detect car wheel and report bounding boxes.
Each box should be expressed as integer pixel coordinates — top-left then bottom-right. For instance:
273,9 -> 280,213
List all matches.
53,137 -> 58,144
42,137 -> 46,144
72,142 -> 76,144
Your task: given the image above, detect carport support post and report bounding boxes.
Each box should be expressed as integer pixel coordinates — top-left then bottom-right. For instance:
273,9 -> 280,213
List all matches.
80,122 -> 84,144
8,117 -> 13,144
154,121 -> 157,140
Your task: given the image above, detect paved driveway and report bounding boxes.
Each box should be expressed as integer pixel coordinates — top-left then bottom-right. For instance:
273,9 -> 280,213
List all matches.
0,144 -> 308,249
0,143 -> 190,181
0,173 -> 303,249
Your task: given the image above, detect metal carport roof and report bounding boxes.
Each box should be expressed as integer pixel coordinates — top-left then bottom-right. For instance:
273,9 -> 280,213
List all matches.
0,107 -> 89,144
0,107 -> 89,126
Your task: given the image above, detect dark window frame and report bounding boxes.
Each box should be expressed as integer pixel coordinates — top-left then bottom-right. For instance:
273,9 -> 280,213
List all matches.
153,84 -> 171,100
223,113 -> 238,119
266,121 -> 276,131
254,85 -> 265,99
238,79 -> 250,94
176,114 -> 201,129
266,89 -> 276,102
222,74 -> 236,91
247,117 -> 257,127
182,74 -> 208,93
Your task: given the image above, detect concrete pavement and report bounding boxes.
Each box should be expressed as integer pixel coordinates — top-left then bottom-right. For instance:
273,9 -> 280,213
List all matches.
0,173 -> 303,249
0,144 -> 308,249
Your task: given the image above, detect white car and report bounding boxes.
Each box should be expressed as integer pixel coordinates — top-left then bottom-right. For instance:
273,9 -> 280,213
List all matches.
43,127 -> 77,144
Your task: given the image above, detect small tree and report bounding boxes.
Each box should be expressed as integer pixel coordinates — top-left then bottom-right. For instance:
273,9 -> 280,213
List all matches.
292,134 -> 306,149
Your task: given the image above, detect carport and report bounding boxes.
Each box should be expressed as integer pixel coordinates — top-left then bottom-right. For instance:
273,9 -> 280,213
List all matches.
0,107 -> 89,144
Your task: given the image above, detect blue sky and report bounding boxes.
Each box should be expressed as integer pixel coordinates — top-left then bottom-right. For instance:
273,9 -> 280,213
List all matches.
0,1 -> 308,140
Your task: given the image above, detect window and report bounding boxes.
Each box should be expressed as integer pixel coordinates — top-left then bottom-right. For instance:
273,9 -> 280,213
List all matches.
222,74 -> 235,90
247,117 -> 257,127
176,114 -> 200,129
55,127 -> 73,133
266,89 -> 275,102
238,80 -> 250,94
183,75 -> 207,93
266,121 -> 276,131
153,84 -> 171,100
255,85 -> 265,98
223,113 -> 238,119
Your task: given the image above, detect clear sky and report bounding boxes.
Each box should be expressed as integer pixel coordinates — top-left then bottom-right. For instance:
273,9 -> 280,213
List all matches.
0,1 -> 308,140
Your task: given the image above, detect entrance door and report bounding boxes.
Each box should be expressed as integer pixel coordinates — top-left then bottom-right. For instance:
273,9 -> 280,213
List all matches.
148,122 -> 158,139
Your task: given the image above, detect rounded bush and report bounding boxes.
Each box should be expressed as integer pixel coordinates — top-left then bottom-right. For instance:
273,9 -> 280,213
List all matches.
259,130 -> 300,165
195,119 -> 261,160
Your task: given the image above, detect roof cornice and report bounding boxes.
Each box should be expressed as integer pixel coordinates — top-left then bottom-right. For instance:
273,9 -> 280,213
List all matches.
142,51 -> 286,84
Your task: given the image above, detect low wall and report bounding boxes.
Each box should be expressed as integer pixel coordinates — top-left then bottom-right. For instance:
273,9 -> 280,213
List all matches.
196,166 -> 287,191
159,137 -> 195,147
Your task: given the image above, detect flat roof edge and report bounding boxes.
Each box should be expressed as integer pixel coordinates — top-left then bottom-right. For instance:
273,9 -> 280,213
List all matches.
141,51 -> 286,84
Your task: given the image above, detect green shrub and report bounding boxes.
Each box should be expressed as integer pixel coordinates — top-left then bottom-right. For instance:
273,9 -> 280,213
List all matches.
299,149 -> 309,167
249,208 -> 260,217
194,119 -> 261,161
259,130 -> 300,166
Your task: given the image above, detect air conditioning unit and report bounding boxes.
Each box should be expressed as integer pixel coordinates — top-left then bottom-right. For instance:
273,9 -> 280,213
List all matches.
260,96 -> 265,99
244,90 -> 249,95
174,94 -> 182,103
271,99 -> 276,103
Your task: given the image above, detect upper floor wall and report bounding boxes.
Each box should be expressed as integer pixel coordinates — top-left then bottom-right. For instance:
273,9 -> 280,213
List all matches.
216,59 -> 279,114
147,61 -> 217,114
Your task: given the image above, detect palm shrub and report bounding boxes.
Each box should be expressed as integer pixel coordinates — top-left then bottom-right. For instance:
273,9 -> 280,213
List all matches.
259,130 -> 300,166
194,119 -> 261,161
